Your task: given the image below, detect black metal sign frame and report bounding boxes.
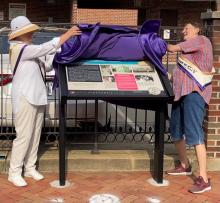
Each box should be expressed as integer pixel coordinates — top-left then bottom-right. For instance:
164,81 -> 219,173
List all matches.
58,63 -> 174,186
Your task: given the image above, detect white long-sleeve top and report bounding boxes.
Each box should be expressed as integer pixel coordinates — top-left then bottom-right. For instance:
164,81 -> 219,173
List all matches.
10,37 -> 60,114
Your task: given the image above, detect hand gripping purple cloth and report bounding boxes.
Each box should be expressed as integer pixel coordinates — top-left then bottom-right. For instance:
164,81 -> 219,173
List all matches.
53,20 -> 167,87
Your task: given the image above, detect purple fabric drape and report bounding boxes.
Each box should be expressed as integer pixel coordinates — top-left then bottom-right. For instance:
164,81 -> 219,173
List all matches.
53,20 -> 167,87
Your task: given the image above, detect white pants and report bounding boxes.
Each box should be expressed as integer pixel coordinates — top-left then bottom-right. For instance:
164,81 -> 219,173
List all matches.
9,97 -> 45,177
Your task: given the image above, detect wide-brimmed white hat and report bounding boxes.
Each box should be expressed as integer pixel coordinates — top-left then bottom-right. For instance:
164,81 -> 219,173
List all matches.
8,16 -> 40,40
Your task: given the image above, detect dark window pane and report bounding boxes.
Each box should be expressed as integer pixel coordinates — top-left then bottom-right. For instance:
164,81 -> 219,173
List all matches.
160,9 -> 178,26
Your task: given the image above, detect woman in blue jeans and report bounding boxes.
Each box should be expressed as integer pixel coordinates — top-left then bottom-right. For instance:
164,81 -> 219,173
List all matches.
166,22 -> 213,194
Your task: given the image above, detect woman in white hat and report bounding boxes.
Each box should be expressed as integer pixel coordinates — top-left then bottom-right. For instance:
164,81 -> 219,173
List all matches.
8,16 -> 81,187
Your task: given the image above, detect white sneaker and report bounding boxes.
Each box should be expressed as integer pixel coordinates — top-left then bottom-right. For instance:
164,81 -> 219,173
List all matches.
8,176 -> 27,187
24,170 -> 44,181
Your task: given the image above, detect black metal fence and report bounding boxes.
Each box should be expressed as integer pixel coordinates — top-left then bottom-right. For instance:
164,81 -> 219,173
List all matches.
1,23 -> 205,150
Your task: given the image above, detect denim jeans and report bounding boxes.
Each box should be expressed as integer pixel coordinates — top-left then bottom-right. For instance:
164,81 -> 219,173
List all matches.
170,92 -> 206,146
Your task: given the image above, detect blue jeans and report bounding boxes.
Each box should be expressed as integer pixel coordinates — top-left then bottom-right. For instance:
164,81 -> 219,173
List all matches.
170,92 -> 206,146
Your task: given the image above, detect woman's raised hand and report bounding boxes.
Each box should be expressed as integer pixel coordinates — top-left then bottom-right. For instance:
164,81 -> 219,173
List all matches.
67,26 -> 82,37
59,26 -> 82,46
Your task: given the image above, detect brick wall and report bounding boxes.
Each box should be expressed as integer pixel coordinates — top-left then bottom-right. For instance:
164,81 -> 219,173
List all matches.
178,3 -> 209,26
70,0 -> 210,27
0,0 -> 211,26
74,9 -> 138,26
71,0 -> 137,26
149,0 -> 210,26
202,13 -> 220,159
71,0 -> 77,24
0,0 -> 7,21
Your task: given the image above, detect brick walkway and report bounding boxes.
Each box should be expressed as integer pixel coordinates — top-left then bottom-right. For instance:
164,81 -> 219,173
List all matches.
0,172 -> 219,203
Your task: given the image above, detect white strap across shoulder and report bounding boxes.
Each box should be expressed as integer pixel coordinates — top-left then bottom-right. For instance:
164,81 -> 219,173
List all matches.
178,56 -> 215,90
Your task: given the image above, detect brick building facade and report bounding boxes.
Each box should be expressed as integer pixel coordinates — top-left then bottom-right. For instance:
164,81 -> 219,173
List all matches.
0,0 -> 72,23
0,0 -> 215,26
72,0 -> 213,26
0,1 -> 219,161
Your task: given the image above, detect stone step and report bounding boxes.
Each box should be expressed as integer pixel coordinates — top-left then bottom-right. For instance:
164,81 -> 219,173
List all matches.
1,146 -> 220,173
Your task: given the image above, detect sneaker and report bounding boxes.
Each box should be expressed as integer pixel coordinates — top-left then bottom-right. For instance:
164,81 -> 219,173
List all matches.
166,162 -> 192,175
8,175 -> 27,187
24,170 -> 44,181
188,176 -> 211,194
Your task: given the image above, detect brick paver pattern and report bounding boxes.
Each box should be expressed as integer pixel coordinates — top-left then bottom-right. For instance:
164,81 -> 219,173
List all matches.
0,172 -> 219,203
